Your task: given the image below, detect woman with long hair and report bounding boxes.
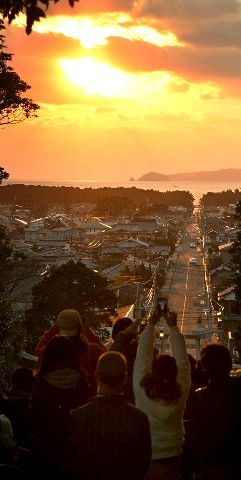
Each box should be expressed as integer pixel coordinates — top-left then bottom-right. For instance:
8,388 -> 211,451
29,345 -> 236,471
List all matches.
133,310 -> 190,480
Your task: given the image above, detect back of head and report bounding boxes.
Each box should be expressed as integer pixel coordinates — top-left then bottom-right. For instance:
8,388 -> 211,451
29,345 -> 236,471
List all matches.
96,351 -> 127,388
152,354 -> 178,381
38,335 -> 79,377
11,368 -> 34,390
56,309 -> 82,337
201,344 -> 232,381
140,354 -> 181,402
112,317 -> 133,340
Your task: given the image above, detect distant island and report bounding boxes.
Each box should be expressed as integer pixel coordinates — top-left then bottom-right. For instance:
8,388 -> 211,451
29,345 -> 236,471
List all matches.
138,168 -> 241,182
138,172 -> 170,181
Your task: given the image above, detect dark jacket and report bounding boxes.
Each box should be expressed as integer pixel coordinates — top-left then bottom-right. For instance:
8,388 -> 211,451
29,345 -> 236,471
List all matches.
111,332 -> 138,403
6,386 -> 33,448
30,368 -> 89,466
67,395 -> 152,480
188,376 -> 241,470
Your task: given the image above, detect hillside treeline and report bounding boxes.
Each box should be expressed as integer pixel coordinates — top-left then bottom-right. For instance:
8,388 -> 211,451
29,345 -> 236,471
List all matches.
201,189 -> 241,207
0,185 -> 194,216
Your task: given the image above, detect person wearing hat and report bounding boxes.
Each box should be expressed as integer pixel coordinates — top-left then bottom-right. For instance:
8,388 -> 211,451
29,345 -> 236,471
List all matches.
35,309 -> 105,396
56,309 -> 83,336
35,309 -> 83,356
57,310 -> 105,348
35,309 -> 105,356
35,310 -> 87,367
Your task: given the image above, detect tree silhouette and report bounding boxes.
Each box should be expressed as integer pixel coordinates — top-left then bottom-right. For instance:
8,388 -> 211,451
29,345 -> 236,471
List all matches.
0,226 -> 23,388
1,0 -> 78,34
24,260 -> 117,348
0,166 -> 9,184
0,19 -> 39,125
0,185 -> 195,214
0,226 -> 12,262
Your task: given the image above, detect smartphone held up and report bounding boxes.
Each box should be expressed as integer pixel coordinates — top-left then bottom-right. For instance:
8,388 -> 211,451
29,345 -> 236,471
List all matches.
157,297 -> 168,317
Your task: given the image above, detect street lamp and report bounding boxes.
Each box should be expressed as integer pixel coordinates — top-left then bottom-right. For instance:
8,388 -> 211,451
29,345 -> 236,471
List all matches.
159,331 -> 164,353
217,315 -> 222,328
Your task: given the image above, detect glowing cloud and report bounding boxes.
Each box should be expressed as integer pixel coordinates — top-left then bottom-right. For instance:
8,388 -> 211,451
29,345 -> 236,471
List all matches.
59,56 -> 174,99
13,12 -> 183,49
60,57 -> 128,97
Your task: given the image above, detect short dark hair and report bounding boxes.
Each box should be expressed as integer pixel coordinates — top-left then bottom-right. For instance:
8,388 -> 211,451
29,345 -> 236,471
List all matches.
11,367 -> 34,388
140,354 -> 181,403
96,351 -> 127,387
201,344 -> 232,378
112,317 -> 133,340
38,336 -> 80,377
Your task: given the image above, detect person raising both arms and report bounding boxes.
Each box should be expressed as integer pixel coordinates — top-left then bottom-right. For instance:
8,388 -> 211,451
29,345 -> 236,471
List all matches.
133,308 -> 191,480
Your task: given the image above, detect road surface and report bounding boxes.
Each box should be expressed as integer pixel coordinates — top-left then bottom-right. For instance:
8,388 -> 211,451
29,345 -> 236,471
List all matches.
160,217 -> 211,357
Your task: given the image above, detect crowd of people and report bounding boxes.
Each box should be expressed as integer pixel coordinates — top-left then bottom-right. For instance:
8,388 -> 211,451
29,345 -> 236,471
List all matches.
0,307 -> 241,480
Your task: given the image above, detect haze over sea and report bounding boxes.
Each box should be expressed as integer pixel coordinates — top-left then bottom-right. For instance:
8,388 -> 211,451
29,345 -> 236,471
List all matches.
9,180 -> 241,203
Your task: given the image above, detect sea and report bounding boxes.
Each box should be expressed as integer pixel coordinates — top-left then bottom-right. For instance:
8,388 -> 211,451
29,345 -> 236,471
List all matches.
8,180 -> 241,203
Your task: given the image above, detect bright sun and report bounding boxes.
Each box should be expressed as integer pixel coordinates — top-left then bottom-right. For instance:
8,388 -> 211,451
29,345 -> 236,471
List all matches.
60,57 -> 128,98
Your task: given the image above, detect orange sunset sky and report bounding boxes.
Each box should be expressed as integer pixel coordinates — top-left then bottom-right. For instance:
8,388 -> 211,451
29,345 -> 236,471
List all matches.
2,0 -> 241,182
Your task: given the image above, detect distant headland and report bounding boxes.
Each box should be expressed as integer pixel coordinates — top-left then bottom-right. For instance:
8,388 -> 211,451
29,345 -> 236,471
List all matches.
138,168 -> 241,182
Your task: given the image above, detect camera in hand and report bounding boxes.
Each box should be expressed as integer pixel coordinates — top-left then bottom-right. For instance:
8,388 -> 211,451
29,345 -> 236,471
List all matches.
157,297 -> 168,317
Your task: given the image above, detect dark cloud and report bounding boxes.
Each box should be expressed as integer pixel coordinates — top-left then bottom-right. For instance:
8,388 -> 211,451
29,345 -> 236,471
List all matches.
95,37 -> 241,82
134,0 -> 241,53
182,18 -> 241,48
171,47 -> 241,80
94,36 -> 165,71
134,0 -> 240,20
6,26 -> 81,59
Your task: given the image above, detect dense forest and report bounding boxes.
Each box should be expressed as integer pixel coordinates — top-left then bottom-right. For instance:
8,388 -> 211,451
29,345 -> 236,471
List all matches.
201,189 -> 241,207
0,185 -> 194,216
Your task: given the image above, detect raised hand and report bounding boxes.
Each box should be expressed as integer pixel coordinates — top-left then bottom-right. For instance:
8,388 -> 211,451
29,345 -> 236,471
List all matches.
149,309 -> 160,325
165,310 -> 177,328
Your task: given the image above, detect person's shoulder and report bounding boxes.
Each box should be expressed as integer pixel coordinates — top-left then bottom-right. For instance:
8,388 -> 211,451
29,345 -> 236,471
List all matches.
71,398 -> 96,418
31,377 -> 42,395
229,375 -> 241,397
0,413 -> 11,425
111,332 -> 136,352
31,376 -> 56,400
122,400 -> 149,422
0,413 -> 13,436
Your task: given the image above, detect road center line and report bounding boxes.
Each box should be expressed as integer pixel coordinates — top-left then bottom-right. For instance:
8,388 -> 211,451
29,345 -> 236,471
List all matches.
181,260 -> 190,333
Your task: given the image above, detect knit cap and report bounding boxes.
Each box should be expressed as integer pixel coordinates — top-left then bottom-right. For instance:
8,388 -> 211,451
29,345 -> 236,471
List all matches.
56,309 -> 82,337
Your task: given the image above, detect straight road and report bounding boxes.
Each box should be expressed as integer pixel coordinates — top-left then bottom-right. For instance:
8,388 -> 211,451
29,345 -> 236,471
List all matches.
161,218 -> 210,356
